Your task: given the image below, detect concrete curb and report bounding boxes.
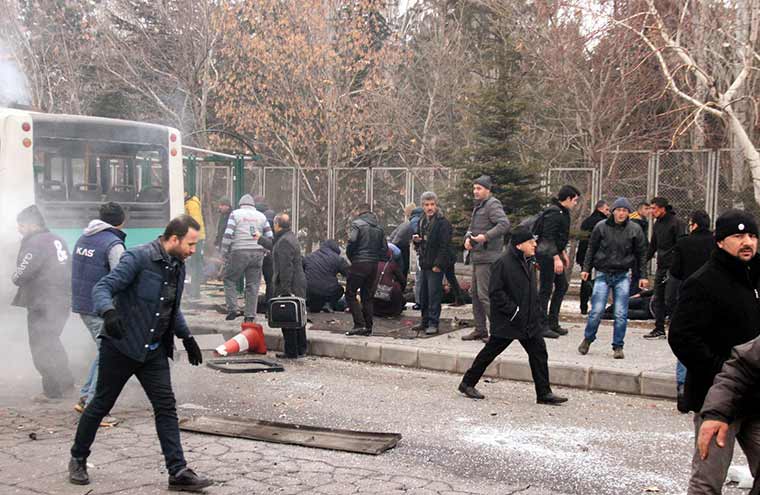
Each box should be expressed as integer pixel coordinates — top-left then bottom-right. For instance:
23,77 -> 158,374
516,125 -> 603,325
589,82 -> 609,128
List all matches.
188,321 -> 676,400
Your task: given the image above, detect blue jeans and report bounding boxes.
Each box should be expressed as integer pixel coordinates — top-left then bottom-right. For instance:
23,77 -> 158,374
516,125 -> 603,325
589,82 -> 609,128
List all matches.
584,271 -> 630,349
676,360 -> 687,385
419,269 -> 444,329
79,314 -> 104,406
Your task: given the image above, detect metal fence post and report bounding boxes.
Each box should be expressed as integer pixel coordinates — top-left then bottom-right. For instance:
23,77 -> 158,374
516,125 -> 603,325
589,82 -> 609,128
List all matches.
233,155 -> 245,207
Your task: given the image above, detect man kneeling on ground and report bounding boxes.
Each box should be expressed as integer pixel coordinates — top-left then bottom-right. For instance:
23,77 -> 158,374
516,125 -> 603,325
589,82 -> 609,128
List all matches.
458,226 -> 567,405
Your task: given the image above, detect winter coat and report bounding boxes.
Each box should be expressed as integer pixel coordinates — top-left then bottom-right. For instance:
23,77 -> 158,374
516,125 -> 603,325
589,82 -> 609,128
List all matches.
92,238 -> 192,362
582,216 -> 648,278
629,212 -> 649,236
576,210 -> 608,266
304,240 -> 350,296
536,198 -> 571,258
71,220 -> 126,315
372,257 -> 406,317
488,244 -> 541,340
467,196 -> 511,264
221,194 -> 273,254
701,337 -> 760,424
390,220 -> 414,249
346,211 -> 386,264
648,208 -> 686,269
271,229 -> 307,298
12,229 -> 71,310
669,228 -> 714,281
255,202 -> 276,227
669,249 -> 760,413
184,195 -> 206,240
416,212 -> 454,270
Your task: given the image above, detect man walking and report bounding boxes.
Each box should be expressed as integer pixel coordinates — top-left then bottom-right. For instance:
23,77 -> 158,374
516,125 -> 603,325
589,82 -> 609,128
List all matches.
644,196 -> 685,339
411,192 -> 453,335
576,200 -> 609,314
462,175 -> 510,342
669,209 -> 760,494
345,204 -> 386,336
536,185 -> 581,338
68,215 -> 211,491
12,205 -> 74,400
457,226 -> 567,405
261,213 -> 308,358
71,202 -> 126,426
577,197 -> 648,359
220,193 -> 273,321
697,337 -> 760,495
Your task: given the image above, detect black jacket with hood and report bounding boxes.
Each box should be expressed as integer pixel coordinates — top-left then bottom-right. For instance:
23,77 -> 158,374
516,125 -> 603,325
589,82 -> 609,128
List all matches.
304,240 -> 350,296
347,211 -> 386,264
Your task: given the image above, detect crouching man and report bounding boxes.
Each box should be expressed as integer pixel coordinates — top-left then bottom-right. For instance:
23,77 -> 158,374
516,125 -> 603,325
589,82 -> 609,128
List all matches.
68,215 -> 211,492
458,226 -> 567,405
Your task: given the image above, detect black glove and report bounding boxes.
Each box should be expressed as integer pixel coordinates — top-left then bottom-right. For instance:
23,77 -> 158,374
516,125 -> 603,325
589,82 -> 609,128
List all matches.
183,337 -> 203,366
102,310 -> 125,340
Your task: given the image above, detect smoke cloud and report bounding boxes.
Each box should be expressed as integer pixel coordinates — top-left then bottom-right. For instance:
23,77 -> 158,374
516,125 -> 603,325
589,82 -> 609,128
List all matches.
0,40 -> 30,107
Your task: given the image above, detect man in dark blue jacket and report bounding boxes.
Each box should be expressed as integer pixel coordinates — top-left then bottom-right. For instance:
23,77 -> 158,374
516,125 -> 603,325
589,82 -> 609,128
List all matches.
70,202 -> 126,423
11,205 -> 74,400
68,215 -> 211,492
304,239 -> 349,312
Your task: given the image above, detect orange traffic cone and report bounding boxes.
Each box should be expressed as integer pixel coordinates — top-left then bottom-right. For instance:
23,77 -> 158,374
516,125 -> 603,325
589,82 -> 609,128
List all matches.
214,322 -> 267,356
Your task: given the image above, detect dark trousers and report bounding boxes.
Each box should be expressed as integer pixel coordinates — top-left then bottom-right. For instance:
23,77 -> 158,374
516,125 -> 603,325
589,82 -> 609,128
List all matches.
462,335 -> 552,398
71,340 -> 186,475
262,254 -> 274,305
630,262 -> 642,297
400,246 -> 411,281
346,262 -> 379,330
537,254 -> 568,328
444,266 -> 463,303
652,267 -> 678,331
579,278 -> 594,313
282,327 -> 307,357
27,306 -> 74,398
419,269 -> 444,328
306,287 -> 345,313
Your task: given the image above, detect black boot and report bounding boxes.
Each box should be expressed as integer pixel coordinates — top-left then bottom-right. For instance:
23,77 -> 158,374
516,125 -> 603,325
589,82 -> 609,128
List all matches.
537,392 -> 568,405
168,468 -> 213,492
346,327 -> 371,336
225,312 -> 238,321
458,381 -> 485,399
68,457 -> 89,485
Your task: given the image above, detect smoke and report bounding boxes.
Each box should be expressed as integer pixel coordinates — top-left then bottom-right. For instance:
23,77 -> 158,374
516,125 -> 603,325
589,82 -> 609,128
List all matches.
0,39 -> 31,107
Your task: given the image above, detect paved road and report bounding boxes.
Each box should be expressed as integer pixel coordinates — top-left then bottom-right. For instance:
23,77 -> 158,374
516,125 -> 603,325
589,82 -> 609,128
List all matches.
0,352 -> 753,495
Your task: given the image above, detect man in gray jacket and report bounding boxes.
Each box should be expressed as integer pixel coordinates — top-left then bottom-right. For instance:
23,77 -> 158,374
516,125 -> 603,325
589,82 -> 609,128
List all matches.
220,194 -> 273,321
462,175 -> 511,342
578,197 -> 648,359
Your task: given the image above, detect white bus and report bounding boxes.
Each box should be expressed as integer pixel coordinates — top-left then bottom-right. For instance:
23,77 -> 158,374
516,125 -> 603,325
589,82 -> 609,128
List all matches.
0,108 -> 185,251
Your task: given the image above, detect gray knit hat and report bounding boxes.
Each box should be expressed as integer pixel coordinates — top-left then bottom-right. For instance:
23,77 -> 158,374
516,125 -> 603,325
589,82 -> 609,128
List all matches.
611,197 -> 633,213
473,175 -> 493,190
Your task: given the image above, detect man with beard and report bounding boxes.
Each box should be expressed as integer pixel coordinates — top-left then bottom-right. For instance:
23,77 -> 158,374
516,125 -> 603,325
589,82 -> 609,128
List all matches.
669,209 -> 760,494
68,215 -> 211,492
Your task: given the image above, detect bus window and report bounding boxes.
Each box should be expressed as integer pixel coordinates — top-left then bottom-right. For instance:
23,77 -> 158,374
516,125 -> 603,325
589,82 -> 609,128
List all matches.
105,157 -> 136,203
136,150 -> 167,202
33,150 -> 67,201
69,157 -> 101,202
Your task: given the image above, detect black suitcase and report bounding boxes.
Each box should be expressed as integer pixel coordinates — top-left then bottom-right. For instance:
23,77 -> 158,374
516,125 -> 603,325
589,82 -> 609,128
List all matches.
268,296 -> 307,329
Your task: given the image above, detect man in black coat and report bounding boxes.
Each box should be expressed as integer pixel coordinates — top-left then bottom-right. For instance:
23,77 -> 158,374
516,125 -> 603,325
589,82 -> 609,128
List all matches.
457,227 -> 567,405
645,196 -> 686,339
576,200 -> 609,314
669,209 -> 760,493
411,191 -> 452,335
260,213 -> 307,358
11,205 -> 75,400
304,239 -> 350,313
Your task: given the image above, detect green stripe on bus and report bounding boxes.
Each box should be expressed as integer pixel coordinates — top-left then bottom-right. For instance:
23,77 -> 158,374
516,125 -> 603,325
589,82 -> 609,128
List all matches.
53,228 -> 163,250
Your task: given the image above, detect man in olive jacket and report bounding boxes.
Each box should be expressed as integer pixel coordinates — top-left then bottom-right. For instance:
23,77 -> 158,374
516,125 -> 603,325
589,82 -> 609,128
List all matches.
697,337 -> 760,495
462,175 -> 510,341
457,227 -> 567,405
669,209 -> 760,494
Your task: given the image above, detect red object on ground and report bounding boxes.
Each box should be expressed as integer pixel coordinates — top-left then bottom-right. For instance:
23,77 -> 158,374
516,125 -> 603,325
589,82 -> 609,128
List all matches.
214,322 -> 267,356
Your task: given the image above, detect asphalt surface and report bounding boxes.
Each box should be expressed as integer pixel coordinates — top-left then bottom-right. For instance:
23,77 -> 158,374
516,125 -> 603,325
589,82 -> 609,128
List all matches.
0,347 -> 752,494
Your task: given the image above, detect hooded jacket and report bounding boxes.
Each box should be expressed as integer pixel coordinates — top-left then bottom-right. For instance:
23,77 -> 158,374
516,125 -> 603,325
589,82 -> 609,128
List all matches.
648,207 -> 686,269
467,196 -> 511,264
304,240 -> 350,296
346,211 -> 386,264
12,229 -> 71,310
221,194 -> 273,254
71,219 -> 127,315
582,216 -> 648,278
184,195 -> 206,240
669,249 -> 760,413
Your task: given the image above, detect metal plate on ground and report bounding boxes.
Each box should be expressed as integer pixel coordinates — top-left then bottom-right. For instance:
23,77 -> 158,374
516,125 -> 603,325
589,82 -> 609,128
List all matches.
206,358 -> 285,374
179,415 -> 401,455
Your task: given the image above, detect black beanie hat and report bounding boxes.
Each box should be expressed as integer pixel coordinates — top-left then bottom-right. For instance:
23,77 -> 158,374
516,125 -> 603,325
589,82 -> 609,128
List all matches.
99,202 -> 125,227
473,175 -> 493,190
715,209 -> 759,242
511,226 -> 535,246
16,204 -> 45,227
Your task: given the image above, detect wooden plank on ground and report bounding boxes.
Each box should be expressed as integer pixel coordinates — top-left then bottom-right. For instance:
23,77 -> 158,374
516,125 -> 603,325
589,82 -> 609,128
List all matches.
179,415 -> 401,455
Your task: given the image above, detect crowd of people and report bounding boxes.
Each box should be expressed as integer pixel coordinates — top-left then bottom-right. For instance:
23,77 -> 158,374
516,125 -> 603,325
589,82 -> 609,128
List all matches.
8,173 -> 760,493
